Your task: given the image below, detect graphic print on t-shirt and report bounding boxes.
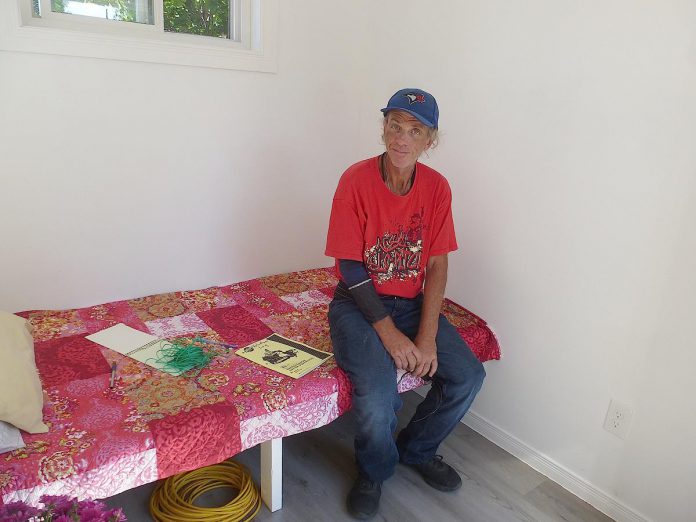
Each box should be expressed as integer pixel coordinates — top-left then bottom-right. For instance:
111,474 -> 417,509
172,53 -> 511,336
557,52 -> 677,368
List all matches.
364,208 -> 425,285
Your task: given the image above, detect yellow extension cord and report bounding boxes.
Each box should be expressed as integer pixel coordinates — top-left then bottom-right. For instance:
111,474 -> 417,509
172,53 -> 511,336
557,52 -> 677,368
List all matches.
149,459 -> 261,522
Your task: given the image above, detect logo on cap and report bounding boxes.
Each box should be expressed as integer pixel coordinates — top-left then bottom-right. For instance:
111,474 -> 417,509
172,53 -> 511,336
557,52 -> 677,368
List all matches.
404,93 -> 426,104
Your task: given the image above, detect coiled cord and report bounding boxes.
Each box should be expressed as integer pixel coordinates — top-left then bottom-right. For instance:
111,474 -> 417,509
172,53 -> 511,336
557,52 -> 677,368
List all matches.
149,460 -> 261,521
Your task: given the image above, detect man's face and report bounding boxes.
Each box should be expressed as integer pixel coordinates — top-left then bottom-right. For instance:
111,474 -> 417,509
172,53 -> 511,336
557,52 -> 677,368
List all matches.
383,111 -> 433,170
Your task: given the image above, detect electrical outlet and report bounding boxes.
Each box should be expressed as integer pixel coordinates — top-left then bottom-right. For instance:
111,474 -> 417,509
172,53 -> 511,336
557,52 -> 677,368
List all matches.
603,399 -> 633,439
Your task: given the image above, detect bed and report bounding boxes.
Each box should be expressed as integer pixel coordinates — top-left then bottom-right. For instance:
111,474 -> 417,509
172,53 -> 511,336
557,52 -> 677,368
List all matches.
0,267 -> 500,511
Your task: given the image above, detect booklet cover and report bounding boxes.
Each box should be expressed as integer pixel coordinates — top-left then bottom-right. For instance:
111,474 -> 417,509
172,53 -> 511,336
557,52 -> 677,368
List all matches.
236,333 -> 333,379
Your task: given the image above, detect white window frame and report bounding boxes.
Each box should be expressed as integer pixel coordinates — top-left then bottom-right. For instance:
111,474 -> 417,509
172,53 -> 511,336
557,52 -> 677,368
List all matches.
0,0 -> 277,72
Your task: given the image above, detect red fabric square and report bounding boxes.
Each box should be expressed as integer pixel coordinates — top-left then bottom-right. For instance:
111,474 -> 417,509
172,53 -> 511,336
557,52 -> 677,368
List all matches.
442,298 -> 501,362
149,402 -> 241,477
196,305 -> 273,346
318,286 -> 337,299
218,280 -> 295,318
127,293 -> 189,323
256,268 -> 338,297
76,300 -> 148,335
34,336 -> 111,388
15,309 -> 86,341
459,325 -> 501,362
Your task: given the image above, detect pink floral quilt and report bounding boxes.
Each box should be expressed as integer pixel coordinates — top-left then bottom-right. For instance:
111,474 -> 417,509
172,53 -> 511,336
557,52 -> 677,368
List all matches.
0,267 -> 500,507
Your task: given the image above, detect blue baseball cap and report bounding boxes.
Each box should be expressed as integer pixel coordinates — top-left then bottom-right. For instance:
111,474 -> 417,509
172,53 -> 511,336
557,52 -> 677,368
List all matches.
380,88 -> 439,129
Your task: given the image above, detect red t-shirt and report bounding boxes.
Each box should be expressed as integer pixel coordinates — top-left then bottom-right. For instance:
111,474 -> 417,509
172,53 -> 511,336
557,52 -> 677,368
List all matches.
325,156 -> 458,298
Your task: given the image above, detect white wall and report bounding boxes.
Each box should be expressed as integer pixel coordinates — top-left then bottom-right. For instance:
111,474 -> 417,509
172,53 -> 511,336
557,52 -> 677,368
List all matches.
1,2 -> 695,521
0,1 -> 370,311
354,2 -> 694,521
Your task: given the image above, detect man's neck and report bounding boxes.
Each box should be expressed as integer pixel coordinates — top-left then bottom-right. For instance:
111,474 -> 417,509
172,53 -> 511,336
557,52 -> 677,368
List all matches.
382,153 -> 415,195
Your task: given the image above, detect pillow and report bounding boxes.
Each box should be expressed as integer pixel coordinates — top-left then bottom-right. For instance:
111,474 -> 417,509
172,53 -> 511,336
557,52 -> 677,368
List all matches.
0,311 -> 48,433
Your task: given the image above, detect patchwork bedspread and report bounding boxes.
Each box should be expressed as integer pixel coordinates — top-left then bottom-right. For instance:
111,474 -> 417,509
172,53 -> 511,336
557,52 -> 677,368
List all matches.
0,267 -> 500,506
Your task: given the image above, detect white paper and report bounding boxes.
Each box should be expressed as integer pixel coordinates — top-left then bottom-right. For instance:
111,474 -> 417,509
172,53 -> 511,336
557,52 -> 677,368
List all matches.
86,323 -> 158,355
0,420 -> 25,454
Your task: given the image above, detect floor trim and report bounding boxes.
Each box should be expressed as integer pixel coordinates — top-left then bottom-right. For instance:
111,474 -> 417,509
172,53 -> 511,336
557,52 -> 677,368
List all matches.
412,387 -> 649,522
461,410 -> 651,522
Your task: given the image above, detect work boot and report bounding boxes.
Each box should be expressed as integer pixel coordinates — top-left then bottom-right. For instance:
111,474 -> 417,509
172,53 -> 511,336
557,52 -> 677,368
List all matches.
347,476 -> 382,519
408,455 -> 462,492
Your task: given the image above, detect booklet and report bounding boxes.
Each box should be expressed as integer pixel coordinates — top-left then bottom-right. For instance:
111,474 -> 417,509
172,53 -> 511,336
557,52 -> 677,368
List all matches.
236,333 -> 333,379
86,323 -> 194,376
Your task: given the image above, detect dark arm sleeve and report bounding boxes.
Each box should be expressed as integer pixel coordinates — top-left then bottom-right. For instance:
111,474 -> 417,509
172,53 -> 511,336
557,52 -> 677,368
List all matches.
337,259 -> 388,324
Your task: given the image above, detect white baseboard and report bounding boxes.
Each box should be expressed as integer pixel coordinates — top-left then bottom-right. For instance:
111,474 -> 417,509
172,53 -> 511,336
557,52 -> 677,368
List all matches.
461,410 -> 650,522
411,388 -> 649,522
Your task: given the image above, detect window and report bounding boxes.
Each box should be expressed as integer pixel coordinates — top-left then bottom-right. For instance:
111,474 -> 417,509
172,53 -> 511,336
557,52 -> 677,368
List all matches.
0,0 -> 277,72
36,0 -> 155,26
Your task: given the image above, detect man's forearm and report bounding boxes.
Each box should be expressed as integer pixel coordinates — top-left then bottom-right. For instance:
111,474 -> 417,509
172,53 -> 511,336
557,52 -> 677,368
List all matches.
417,255 -> 448,341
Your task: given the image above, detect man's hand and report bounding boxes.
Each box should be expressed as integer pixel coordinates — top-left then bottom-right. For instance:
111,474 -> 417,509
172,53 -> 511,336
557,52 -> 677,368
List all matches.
413,335 -> 438,378
412,254 -> 448,379
385,332 -> 423,372
373,316 -> 422,371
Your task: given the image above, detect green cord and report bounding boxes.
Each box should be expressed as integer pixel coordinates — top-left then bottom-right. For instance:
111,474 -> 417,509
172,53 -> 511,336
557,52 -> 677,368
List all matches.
146,337 -> 235,377
150,341 -> 214,377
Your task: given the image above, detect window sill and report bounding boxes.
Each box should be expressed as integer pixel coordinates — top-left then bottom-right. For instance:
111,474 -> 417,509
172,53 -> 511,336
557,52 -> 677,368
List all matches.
0,0 -> 278,72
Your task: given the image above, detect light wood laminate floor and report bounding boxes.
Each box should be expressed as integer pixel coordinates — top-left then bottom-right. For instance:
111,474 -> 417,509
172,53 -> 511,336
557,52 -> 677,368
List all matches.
105,391 -> 614,521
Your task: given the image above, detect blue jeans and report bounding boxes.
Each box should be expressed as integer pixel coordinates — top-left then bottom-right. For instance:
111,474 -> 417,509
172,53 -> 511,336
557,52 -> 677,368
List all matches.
328,293 -> 486,483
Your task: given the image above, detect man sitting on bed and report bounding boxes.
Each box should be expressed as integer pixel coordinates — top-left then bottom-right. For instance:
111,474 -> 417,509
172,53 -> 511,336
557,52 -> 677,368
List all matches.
325,88 -> 486,520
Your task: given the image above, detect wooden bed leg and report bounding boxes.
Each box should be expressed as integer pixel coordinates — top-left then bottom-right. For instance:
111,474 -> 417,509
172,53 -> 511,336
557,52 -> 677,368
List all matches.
260,437 -> 283,512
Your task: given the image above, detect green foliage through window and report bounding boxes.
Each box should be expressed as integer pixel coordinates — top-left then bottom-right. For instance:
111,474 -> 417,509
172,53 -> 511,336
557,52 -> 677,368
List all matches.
50,0 -> 150,24
42,0 -> 233,37
164,0 -> 229,39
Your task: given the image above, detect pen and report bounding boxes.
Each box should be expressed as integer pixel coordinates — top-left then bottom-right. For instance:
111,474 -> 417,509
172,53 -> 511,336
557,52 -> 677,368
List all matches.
193,337 -> 237,349
109,362 -> 117,388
